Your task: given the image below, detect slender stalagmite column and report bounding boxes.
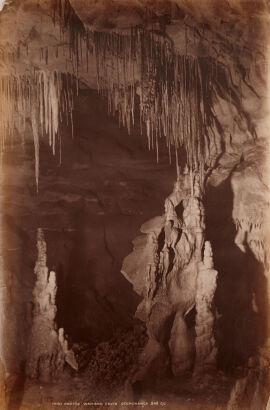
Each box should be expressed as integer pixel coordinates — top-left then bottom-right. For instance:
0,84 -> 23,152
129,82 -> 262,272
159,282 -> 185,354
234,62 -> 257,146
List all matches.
194,241 -> 218,374
26,229 -> 77,382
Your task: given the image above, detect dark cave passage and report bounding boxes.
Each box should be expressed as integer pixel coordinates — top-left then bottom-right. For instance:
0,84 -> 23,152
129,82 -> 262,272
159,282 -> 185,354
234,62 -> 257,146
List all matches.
39,87 -> 177,345
205,176 -> 268,372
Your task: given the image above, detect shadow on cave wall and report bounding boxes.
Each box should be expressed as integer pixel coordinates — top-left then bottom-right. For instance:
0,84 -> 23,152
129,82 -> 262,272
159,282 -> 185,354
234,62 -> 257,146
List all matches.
205,175 -> 268,372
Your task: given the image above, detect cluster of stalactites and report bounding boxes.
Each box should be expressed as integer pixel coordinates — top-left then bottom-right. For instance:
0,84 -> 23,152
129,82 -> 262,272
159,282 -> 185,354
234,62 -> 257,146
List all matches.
92,28 -> 232,181
53,0 -> 88,68
93,31 -> 136,137
0,0 -> 253,189
234,217 -> 262,232
0,71 -> 75,189
52,0 -> 255,184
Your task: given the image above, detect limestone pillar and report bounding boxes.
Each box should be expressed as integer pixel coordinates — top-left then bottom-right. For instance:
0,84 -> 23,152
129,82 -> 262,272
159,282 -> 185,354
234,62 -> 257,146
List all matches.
26,228 -> 77,381
194,241 -> 218,374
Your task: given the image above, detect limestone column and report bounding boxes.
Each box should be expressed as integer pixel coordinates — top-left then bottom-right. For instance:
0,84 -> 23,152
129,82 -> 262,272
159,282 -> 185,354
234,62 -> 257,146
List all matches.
194,241 -> 218,374
26,228 -> 77,381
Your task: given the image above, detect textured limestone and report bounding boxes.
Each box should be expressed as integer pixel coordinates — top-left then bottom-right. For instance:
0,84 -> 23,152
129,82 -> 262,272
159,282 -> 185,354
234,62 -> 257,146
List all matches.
0,1 -> 269,406
26,228 -> 77,382
227,356 -> 270,410
193,241 -> 217,374
231,143 -> 270,266
0,0 -> 268,185
169,310 -> 194,375
122,171 -> 218,378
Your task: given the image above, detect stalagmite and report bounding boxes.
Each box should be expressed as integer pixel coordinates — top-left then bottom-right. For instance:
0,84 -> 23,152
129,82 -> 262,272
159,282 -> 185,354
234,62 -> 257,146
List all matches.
122,171 -> 217,380
193,241 -> 218,374
26,229 -> 77,382
0,0 -> 268,407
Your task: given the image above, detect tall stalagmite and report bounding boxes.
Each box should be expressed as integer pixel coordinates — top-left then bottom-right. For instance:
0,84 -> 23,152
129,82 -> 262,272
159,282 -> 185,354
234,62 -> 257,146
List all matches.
193,241 -> 218,374
122,171 -> 217,379
26,228 -> 77,382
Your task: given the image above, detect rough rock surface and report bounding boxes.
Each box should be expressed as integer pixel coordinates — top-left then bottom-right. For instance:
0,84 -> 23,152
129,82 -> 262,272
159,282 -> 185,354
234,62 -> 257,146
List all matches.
121,172 -> 218,378
26,228 -> 77,382
193,241 -> 217,374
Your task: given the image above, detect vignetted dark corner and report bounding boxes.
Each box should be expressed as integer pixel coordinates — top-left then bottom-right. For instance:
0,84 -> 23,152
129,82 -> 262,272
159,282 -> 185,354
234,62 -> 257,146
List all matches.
0,0 -> 269,409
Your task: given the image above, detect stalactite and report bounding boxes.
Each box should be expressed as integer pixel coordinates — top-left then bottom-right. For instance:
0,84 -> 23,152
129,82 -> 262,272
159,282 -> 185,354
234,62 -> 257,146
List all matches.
31,108 -> 40,192
1,0 -> 257,188
194,241 -> 218,374
53,0 -> 86,74
0,71 -> 75,188
91,27 -> 242,183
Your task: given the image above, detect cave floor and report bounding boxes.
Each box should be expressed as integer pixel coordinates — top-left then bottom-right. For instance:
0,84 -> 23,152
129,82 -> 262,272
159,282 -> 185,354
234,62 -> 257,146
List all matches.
9,369 -> 235,410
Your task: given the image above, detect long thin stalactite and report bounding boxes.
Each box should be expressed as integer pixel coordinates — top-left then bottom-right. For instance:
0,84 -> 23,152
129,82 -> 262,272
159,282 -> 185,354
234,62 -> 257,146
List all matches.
0,71 -> 75,189
53,0 -> 255,180
0,0 -> 257,190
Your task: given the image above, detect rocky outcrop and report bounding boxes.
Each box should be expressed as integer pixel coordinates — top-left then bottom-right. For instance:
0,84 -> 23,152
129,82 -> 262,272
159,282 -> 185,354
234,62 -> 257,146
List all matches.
26,228 -> 77,382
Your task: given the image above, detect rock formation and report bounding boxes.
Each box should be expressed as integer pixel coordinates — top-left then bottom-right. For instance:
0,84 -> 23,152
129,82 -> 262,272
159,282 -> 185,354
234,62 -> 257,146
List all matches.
227,355 -> 270,410
26,228 -> 77,382
0,359 -> 6,409
0,0 -> 269,407
193,241 -> 217,374
122,171 -> 219,379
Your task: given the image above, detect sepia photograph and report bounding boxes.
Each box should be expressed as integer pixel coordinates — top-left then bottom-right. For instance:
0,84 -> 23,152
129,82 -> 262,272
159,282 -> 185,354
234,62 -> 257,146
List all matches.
0,0 -> 270,409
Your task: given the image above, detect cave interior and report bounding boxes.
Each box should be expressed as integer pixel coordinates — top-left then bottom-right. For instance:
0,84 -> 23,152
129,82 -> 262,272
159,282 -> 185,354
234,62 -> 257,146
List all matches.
0,0 -> 270,409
